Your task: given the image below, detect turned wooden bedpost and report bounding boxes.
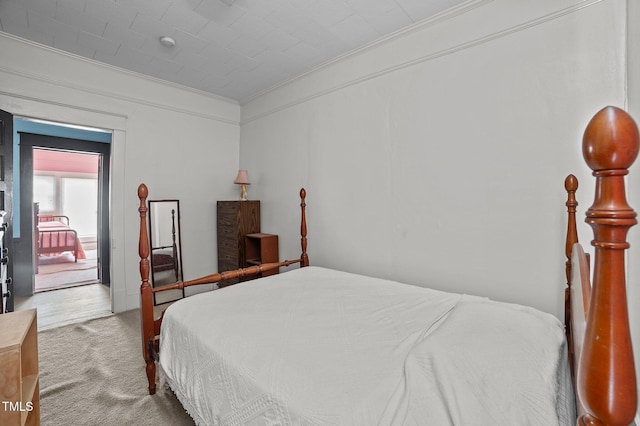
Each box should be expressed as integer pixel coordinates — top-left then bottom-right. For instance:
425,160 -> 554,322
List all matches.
138,184 -> 156,395
579,106 -> 638,426
565,174 -> 579,286
564,174 -> 579,380
300,188 -> 309,267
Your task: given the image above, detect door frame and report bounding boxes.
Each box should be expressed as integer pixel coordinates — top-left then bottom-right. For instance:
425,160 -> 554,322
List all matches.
18,133 -> 111,291
0,109 -> 14,312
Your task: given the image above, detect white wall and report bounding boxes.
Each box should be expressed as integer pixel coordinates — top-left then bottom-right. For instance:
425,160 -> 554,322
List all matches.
0,33 -> 241,313
240,0 -> 627,319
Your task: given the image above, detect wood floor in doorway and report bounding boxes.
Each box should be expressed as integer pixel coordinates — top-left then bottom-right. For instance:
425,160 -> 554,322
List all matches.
15,283 -> 111,330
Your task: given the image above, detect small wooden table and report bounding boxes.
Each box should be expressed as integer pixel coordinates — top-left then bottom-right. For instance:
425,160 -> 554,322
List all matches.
0,309 -> 40,426
245,233 -> 279,277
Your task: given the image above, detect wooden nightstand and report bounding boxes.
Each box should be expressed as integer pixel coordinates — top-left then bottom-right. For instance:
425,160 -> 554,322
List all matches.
245,233 -> 279,277
0,308 -> 40,426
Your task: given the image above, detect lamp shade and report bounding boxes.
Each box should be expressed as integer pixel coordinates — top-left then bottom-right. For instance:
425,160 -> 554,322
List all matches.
234,170 -> 250,185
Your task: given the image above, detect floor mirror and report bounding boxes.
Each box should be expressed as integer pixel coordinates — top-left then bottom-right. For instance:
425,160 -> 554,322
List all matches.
148,199 -> 184,305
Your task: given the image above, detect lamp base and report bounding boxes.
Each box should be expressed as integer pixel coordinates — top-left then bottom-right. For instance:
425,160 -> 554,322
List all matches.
240,184 -> 247,201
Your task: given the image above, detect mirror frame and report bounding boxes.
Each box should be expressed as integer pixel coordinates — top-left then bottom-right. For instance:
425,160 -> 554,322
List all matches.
148,199 -> 185,305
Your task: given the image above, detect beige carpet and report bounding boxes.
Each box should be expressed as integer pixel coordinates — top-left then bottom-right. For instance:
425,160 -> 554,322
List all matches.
38,310 -> 195,425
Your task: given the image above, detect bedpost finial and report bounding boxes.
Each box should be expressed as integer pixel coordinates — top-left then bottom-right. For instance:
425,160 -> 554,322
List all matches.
565,174 -> 578,192
138,183 -> 149,200
583,106 -> 640,172
300,188 -> 306,200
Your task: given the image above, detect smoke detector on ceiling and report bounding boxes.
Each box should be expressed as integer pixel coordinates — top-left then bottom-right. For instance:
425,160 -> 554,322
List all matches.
159,36 -> 176,48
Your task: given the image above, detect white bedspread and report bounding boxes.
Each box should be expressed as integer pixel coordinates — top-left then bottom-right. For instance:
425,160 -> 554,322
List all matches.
159,267 -> 574,425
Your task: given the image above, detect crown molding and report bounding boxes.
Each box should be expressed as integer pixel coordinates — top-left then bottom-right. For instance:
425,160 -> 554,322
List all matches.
0,32 -> 240,126
241,0 -> 492,105
0,89 -> 127,118
241,0 -> 605,125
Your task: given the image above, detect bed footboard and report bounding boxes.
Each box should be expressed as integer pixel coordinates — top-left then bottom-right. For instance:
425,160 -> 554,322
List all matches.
38,215 -> 70,225
138,184 -> 310,395
37,229 -> 79,262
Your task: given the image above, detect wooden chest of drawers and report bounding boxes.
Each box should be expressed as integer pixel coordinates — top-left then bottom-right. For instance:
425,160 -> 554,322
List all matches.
217,201 -> 260,284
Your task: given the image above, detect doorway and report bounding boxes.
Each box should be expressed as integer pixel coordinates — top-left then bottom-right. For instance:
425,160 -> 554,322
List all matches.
14,132 -> 111,293
32,148 -> 100,292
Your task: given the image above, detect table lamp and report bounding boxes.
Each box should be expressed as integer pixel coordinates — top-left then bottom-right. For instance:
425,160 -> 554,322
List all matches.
234,170 -> 250,201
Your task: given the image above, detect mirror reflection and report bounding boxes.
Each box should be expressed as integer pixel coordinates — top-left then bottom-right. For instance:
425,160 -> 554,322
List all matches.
148,199 -> 184,305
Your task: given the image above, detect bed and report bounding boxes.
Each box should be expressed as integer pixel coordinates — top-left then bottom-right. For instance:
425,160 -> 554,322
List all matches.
33,202 -> 86,274
137,106 -> 638,425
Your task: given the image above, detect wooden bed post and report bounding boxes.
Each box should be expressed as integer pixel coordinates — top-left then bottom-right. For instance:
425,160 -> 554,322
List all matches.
300,188 -> 309,267
564,174 -> 579,379
579,106 -> 638,426
564,174 -> 579,286
138,184 -> 156,395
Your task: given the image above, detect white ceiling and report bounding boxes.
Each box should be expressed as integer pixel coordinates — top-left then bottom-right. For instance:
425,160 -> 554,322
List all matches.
0,0 -> 467,103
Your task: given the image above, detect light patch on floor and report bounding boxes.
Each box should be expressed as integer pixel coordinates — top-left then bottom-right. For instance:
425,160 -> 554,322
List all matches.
15,283 -> 111,330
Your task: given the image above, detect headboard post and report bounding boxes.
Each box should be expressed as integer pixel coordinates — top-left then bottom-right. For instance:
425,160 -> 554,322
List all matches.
300,188 -> 309,267
138,183 -> 156,395
564,174 -> 579,287
579,106 -> 638,426
564,174 -> 579,378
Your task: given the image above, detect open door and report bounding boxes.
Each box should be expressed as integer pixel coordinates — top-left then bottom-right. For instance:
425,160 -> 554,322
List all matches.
97,152 -> 110,285
0,109 -> 15,313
